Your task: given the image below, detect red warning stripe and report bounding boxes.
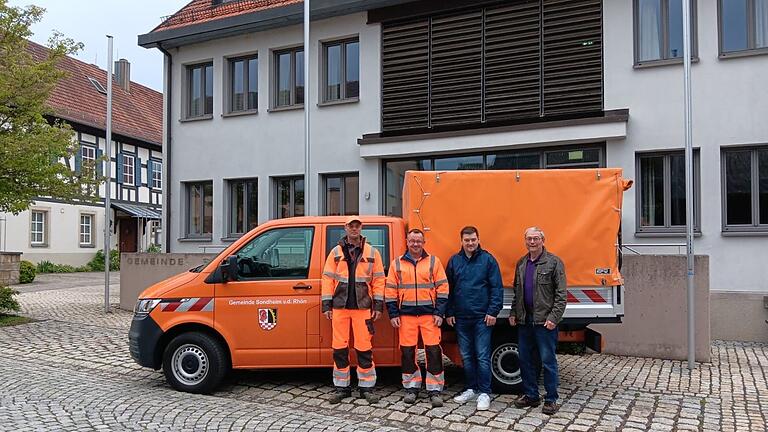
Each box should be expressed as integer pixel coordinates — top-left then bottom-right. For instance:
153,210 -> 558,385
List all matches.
582,289 -> 606,303
163,301 -> 181,312
187,297 -> 211,312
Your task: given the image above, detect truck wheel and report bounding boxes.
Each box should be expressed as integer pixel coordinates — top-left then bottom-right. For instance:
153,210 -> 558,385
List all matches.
491,340 -> 523,394
162,332 -> 228,394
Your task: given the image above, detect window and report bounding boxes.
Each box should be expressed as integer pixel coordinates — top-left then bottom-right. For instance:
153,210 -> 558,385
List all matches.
80,214 -> 94,247
30,210 -> 46,246
186,181 -> 213,237
383,145 -> 604,216
323,38 -> 359,102
636,151 -> 700,233
229,178 -> 258,236
229,55 -> 258,112
719,0 -> 768,55
326,225 -> 390,273
150,220 -> 162,247
273,48 -> 304,108
235,227 -> 314,279
187,62 -> 213,117
324,173 -> 359,216
122,154 -> 135,185
634,0 -> 697,64
275,176 -> 304,218
722,146 -> 768,232
150,160 -> 162,189
78,144 -> 97,179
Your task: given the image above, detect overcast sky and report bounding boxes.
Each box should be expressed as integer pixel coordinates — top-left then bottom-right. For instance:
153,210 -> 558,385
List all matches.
8,0 -> 191,91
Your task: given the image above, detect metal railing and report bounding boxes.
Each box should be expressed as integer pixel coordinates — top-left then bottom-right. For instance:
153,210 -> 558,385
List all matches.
619,243 -> 687,255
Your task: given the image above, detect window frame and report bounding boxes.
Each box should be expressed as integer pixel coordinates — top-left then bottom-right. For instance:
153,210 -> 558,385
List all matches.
326,224 -> 390,274
273,176 -> 305,218
150,159 -> 162,190
721,145 -> 768,233
30,210 -> 47,247
121,153 -> 135,186
227,178 -> 259,238
321,37 -> 360,104
185,181 -> 214,239
633,0 -> 699,67
234,226 -> 315,280
186,62 -> 214,119
717,0 -> 768,58
272,47 -> 304,109
635,150 -> 701,235
323,172 -> 360,216
227,54 -> 259,113
79,213 -> 95,247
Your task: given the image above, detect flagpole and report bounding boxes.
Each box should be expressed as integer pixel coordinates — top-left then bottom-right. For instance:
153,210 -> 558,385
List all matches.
303,0 -> 312,215
104,35 -> 114,313
681,0 -> 695,369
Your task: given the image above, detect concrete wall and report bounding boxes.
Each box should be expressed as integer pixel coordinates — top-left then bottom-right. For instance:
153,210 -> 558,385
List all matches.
0,252 -> 21,286
119,253 -> 217,310
711,291 -> 768,343
591,255 -> 710,362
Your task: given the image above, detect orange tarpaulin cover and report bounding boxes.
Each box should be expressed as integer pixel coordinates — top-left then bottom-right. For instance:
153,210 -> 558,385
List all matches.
403,169 -> 632,288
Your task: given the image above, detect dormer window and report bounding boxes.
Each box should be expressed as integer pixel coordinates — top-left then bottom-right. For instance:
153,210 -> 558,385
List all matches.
88,77 -> 107,95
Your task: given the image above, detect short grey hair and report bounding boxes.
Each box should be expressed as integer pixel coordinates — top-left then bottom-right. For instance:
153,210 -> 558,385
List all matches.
523,226 -> 545,240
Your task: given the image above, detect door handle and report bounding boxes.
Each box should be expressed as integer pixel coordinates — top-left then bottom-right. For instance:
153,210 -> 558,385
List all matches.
293,284 -> 312,290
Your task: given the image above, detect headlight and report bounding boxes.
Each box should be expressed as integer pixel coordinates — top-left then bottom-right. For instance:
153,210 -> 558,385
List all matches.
134,299 -> 162,314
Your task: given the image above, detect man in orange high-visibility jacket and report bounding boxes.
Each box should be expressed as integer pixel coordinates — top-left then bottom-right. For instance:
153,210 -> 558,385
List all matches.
322,216 -> 385,404
385,228 -> 449,408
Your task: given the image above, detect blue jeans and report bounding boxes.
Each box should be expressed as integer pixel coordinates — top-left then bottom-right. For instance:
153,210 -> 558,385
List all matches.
455,317 -> 493,395
518,320 -> 559,402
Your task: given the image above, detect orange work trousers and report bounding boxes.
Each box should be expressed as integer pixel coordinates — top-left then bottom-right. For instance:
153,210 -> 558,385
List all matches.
399,315 -> 445,392
332,308 -> 376,388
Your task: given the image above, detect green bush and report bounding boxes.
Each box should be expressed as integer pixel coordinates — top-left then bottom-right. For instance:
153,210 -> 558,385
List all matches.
19,260 -> 36,284
0,286 -> 20,313
36,260 -> 55,273
146,243 -> 162,253
87,249 -> 119,272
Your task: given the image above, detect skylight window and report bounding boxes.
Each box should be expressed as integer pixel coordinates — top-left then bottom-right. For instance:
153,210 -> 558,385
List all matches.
88,77 -> 107,95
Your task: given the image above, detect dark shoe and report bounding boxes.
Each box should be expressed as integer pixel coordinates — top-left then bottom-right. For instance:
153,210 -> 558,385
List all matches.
542,401 -> 559,415
359,388 -> 380,404
514,395 -> 541,409
403,391 -> 418,404
429,392 -> 443,408
328,388 -> 351,404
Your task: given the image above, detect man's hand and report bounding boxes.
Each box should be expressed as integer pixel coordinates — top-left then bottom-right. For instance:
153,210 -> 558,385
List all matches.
446,317 -> 455,327
544,320 -> 556,330
484,315 -> 497,326
390,317 -> 400,328
508,316 -> 517,326
372,310 -> 382,321
323,310 -> 332,320
433,315 -> 443,327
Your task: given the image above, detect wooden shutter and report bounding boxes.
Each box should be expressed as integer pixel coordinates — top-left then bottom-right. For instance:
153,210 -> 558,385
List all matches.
484,1 -> 542,121
429,11 -> 483,126
381,19 -> 430,132
541,0 -> 603,115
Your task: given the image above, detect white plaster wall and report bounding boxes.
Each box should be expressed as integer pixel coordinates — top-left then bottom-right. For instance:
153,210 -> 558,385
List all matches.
604,0 -> 768,292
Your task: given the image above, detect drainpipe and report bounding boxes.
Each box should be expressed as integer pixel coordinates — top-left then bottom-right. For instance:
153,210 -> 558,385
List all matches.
157,43 -> 173,253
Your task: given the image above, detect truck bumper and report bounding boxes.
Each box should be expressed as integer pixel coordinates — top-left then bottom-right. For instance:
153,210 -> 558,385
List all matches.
128,313 -> 163,369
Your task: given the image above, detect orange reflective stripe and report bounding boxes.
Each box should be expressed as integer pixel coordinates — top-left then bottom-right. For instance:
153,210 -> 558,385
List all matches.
401,370 -> 422,389
333,366 -> 351,387
425,371 -> 444,392
357,366 -> 377,387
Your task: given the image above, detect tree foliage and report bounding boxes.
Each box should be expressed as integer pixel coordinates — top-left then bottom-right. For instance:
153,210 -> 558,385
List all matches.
0,0 -> 101,214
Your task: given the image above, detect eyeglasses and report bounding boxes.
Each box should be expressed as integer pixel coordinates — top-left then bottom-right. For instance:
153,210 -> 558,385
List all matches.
525,236 -> 542,242
407,240 -> 424,244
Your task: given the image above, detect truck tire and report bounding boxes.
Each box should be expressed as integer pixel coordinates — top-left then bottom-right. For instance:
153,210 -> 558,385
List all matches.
491,337 -> 523,394
162,332 -> 228,394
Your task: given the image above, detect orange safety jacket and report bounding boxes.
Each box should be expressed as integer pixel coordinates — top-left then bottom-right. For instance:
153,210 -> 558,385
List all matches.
321,236 -> 385,312
385,251 -> 449,318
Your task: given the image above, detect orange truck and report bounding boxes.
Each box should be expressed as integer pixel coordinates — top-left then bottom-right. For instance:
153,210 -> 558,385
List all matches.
129,169 -> 632,394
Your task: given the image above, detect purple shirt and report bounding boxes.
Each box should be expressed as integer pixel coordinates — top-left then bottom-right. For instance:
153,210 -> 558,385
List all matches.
523,254 -> 540,315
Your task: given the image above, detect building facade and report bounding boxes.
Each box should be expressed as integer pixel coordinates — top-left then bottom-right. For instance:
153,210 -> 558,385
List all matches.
139,0 -> 767,298
0,42 -> 163,265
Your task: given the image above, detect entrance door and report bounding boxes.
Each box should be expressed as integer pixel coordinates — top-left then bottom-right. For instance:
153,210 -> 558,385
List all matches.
119,218 -> 137,252
214,225 -> 320,367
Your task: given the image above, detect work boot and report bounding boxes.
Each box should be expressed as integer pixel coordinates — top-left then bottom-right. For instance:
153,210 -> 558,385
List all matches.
542,401 -> 560,415
359,388 -> 380,404
328,387 -> 351,404
403,390 -> 418,404
514,395 -> 541,409
429,391 -> 443,408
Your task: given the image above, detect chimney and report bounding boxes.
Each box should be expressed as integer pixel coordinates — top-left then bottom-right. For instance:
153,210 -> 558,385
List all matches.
114,58 -> 130,92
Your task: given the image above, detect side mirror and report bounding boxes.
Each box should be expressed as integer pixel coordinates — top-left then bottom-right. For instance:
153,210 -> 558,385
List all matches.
220,255 -> 239,282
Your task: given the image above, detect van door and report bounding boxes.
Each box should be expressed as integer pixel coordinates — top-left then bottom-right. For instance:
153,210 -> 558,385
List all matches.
318,224 -> 397,366
214,225 -> 319,367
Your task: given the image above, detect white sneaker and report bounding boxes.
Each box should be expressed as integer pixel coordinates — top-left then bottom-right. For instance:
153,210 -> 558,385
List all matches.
453,389 -> 477,403
476,393 -> 491,411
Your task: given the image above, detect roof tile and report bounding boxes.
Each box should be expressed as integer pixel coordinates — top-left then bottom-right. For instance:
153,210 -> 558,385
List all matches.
154,0 -> 301,32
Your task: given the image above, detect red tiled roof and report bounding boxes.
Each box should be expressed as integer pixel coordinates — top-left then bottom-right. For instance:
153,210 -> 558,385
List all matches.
26,41 -> 163,146
154,0 -> 301,32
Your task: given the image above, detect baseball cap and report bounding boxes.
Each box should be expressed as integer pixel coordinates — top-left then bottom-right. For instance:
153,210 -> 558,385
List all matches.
345,215 -> 362,225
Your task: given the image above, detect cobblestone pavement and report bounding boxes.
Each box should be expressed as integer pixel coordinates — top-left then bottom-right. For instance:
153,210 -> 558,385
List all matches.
2,276 -> 767,431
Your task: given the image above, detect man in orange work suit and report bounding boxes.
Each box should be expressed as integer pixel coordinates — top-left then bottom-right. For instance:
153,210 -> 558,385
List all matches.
385,228 -> 449,408
322,216 -> 385,404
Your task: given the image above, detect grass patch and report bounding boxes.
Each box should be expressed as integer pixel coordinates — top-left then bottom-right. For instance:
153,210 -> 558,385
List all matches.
0,314 -> 32,327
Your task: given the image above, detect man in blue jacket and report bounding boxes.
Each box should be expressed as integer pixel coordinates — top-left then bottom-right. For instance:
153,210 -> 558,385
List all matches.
445,226 -> 503,411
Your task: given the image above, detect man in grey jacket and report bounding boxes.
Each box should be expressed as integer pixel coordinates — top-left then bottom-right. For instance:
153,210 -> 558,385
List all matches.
508,226 -> 567,415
